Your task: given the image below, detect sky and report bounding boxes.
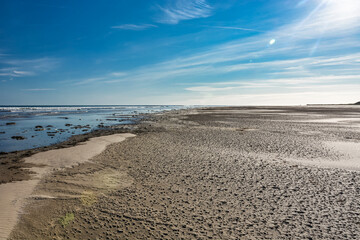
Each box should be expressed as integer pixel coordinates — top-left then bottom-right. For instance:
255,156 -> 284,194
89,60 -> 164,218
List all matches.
0,0 -> 359,105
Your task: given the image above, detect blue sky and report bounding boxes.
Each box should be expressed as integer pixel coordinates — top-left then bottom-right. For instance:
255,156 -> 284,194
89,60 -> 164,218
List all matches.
0,0 -> 359,105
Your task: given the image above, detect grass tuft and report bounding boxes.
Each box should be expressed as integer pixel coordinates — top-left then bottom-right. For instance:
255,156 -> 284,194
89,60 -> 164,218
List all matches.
59,213 -> 75,227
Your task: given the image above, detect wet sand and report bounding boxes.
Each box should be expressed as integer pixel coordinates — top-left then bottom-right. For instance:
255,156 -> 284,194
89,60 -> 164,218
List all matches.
1,106 -> 360,239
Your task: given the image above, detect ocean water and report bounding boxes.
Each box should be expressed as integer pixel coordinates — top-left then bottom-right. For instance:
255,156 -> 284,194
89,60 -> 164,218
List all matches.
0,105 -> 190,152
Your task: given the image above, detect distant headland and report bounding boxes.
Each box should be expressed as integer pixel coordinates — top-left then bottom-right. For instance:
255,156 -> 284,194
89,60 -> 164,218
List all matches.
308,101 -> 360,106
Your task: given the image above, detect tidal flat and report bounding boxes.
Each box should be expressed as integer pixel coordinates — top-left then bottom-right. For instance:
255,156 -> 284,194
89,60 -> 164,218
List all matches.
2,106 -> 360,239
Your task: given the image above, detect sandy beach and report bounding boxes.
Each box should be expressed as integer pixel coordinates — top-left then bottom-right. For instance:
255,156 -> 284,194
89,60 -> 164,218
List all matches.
1,106 -> 360,239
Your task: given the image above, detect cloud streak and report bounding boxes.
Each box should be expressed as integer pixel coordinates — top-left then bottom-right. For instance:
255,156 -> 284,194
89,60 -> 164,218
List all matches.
72,77 -> 106,86
180,90 -> 360,106
22,88 -> 56,91
111,24 -> 157,31
0,57 -> 59,79
70,1 -> 360,105
157,0 -> 213,24
185,75 -> 360,92
211,26 -> 266,33
0,68 -> 35,77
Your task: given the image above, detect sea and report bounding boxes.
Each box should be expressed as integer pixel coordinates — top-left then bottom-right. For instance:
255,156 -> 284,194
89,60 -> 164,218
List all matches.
0,105 -> 192,153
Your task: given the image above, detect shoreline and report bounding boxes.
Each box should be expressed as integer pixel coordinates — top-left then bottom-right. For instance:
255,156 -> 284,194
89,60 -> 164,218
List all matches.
0,105 -> 190,153
2,106 -> 360,239
0,109 -> 191,184
0,123 -> 135,184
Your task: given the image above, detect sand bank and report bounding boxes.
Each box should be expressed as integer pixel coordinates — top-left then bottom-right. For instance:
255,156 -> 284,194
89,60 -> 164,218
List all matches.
0,133 -> 134,240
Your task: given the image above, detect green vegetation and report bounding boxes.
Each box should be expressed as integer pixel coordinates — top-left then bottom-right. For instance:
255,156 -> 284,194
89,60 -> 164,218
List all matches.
59,213 -> 75,227
80,190 -> 97,206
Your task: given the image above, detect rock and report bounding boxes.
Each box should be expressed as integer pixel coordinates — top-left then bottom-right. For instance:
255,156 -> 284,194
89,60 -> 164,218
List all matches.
47,131 -> 57,136
65,123 -> 72,127
11,136 -> 26,140
355,101 -> 360,105
6,122 -> 16,126
46,125 -> 54,128
0,131 -> 5,134
59,117 -> 69,119
35,125 -> 44,131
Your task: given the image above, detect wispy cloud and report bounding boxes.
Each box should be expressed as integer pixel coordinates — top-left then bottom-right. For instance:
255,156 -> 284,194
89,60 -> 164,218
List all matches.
185,86 -> 239,92
157,0 -> 213,24
12,70 -> 33,75
2,57 -> 59,70
72,77 -> 106,86
182,72 -> 360,105
111,24 -> 157,31
22,88 -> 56,91
180,90 -> 360,106
185,75 -> 360,92
0,57 -> 59,78
0,69 -> 35,77
211,26 -> 266,33
68,72 -> 129,86
69,1 -> 360,105
110,72 -> 127,77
